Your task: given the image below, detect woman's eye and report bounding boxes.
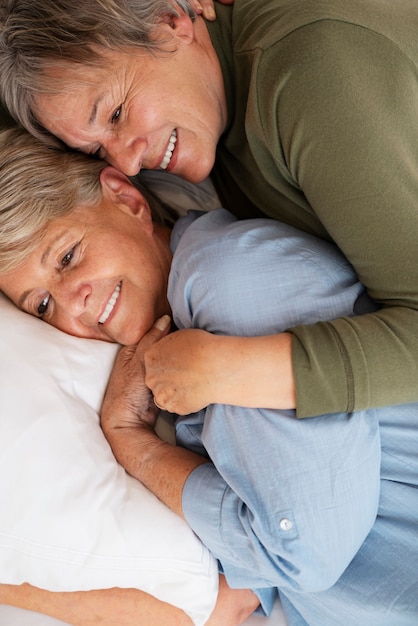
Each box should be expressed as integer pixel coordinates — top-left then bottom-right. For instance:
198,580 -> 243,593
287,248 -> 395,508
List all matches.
111,105 -> 122,124
37,295 -> 50,317
61,247 -> 75,268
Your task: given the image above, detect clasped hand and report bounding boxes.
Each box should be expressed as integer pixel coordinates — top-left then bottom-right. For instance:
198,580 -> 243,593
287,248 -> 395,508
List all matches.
101,315 -> 215,444
100,319 -> 172,466
145,322 -> 220,415
102,315 -> 294,430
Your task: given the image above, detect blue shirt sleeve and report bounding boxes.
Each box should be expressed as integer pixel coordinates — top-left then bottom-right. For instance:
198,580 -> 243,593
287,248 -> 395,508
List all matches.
182,463 -> 277,615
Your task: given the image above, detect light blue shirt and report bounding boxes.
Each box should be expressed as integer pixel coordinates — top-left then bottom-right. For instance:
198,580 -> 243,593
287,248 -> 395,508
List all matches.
168,210 -> 418,624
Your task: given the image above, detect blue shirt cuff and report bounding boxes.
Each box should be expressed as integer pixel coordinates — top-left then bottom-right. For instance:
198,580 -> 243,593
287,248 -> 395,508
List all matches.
183,463 -> 277,615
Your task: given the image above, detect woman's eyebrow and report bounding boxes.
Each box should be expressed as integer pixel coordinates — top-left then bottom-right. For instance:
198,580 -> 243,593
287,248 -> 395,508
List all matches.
89,93 -> 105,126
18,289 -> 31,310
16,247 -> 52,309
41,246 -> 52,267
89,100 -> 99,125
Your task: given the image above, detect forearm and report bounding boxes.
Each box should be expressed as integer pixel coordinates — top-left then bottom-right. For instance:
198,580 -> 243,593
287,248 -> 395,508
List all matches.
0,583 -> 193,626
0,577 -> 258,626
207,332 -> 295,409
102,421 -> 208,518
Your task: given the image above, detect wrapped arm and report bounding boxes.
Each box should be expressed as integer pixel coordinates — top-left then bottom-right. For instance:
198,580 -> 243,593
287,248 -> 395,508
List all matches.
262,22 -> 418,415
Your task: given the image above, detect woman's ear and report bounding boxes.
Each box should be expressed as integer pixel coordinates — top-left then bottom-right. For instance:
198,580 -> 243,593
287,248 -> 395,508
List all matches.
99,166 -> 152,225
156,5 -> 194,45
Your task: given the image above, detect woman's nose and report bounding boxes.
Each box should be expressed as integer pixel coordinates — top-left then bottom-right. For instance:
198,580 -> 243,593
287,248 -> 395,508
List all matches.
106,136 -> 145,177
57,280 -> 92,317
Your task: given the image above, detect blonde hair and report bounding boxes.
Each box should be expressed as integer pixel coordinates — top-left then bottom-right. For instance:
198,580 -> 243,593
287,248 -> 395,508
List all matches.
0,125 -> 176,273
0,0 -> 195,144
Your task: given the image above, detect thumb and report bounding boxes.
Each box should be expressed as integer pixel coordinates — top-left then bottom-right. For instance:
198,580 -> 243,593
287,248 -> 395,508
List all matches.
154,314 -> 172,334
135,314 -> 172,353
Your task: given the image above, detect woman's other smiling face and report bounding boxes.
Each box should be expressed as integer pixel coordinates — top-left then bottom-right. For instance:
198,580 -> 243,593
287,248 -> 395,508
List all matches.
34,13 -> 227,183
0,170 -> 172,345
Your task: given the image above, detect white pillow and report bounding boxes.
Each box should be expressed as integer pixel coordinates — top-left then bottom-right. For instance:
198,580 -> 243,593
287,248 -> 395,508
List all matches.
0,169 -> 221,626
0,293 -> 217,625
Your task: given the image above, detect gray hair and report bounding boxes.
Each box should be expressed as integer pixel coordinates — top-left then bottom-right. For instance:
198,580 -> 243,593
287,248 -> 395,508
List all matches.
0,0 -> 195,144
0,125 -> 177,274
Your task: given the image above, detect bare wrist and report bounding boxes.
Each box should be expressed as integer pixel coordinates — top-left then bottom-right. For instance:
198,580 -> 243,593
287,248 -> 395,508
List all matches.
211,333 -> 295,409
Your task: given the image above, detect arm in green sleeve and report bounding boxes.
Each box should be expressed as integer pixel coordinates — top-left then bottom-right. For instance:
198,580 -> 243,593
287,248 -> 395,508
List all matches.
274,22 -> 418,416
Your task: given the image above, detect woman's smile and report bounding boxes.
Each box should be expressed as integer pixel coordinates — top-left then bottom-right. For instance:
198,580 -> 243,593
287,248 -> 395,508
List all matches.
99,281 -> 122,325
159,129 -> 178,170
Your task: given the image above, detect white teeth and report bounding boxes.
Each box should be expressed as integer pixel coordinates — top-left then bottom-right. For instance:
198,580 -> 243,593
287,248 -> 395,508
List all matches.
99,283 -> 121,324
159,129 -> 177,170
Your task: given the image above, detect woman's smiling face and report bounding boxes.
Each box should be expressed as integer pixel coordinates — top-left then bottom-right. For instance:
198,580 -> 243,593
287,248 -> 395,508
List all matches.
0,170 -> 172,345
34,13 -> 227,183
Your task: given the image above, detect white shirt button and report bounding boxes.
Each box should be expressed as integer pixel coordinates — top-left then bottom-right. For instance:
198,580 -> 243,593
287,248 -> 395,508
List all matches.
279,518 -> 293,531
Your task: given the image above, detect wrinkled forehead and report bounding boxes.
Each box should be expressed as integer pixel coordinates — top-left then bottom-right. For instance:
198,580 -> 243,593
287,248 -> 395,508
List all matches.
35,45 -> 143,93
32,50 -> 130,136
34,63 -> 104,110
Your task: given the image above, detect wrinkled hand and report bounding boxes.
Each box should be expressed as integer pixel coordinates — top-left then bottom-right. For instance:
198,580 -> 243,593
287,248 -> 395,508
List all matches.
191,0 -> 234,21
145,328 -> 220,415
145,329 -> 296,415
101,316 -> 172,437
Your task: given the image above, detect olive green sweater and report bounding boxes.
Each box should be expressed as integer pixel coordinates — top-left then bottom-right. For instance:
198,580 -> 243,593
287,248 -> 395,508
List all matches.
208,0 -> 418,417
